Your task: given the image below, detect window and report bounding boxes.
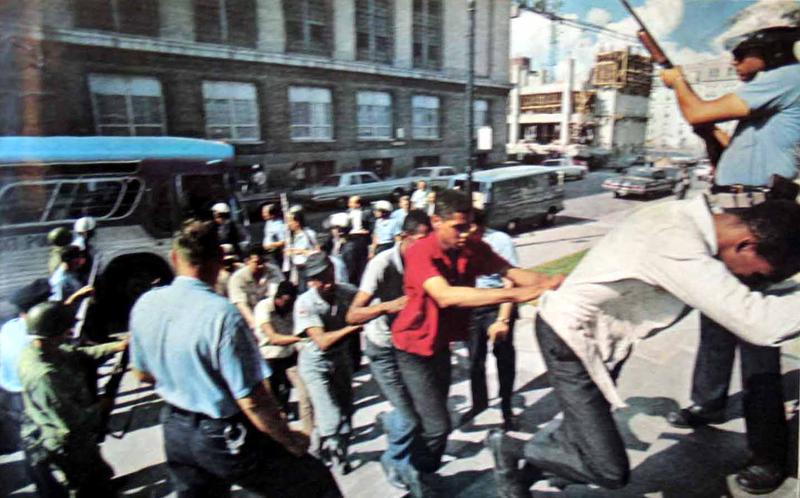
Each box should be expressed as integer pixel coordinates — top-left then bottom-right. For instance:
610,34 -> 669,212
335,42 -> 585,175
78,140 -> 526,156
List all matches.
474,99 -> 489,134
74,0 -> 159,36
89,74 -> 165,136
356,0 -> 393,63
412,95 -> 440,139
285,0 -> 331,56
357,91 -> 393,139
359,173 -> 379,184
194,0 -> 257,47
0,178 -> 143,227
413,156 -> 439,168
202,81 -> 260,141
412,0 -> 442,70
289,86 -> 333,140
708,68 -> 720,79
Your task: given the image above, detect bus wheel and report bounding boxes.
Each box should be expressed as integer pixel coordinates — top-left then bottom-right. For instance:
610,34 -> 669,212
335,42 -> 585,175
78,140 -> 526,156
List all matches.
542,208 -> 557,227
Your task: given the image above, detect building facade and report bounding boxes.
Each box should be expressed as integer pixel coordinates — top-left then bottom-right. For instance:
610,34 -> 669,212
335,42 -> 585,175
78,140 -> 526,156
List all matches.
1,0 -> 511,184
646,57 -> 739,155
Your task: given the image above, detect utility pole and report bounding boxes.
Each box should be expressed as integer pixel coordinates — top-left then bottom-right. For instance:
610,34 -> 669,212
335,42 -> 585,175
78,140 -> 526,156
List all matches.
465,0 -> 476,199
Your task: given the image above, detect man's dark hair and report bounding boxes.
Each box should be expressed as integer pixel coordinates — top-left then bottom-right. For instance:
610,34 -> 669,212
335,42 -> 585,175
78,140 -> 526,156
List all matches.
472,209 -> 487,227
275,280 -> 298,300
401,209 -> 432,235
245,244 -> 265,259
60,245 -> 82,263
737,200 -> 800,280
262,203 -> 281,217
289,211 -> 306,228
173,219 -> 220,266
433,189 -> 471,220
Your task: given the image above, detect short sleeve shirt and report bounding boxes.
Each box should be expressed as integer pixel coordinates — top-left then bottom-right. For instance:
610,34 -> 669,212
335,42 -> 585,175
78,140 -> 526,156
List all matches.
373,217 -> 400,245
0,318 -> 31,392
48,267 -> 82,302
716,63 -> 800,186
476,229 -> 519,289
131,277 -> 271,418
359,245 -> 404,348
254,297 -> 295,360
263,219 -> 286,247
391,234 -> 511,356
293,284 -> 357,358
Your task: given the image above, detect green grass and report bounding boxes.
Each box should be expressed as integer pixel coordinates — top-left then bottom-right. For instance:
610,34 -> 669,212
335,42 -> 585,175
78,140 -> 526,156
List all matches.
530,248 -> 589,275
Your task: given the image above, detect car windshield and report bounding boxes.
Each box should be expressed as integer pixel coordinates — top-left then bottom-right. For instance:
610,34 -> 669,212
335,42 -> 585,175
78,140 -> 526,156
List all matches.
319,175 -> 341,186
628,167 -> 662,179
408,168 -> 430,177
542,160 -> 561,167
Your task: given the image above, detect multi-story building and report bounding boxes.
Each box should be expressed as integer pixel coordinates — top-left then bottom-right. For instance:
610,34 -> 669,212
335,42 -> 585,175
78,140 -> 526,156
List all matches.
506,49 -> 652,159
646,57 -> 739,154
1,0 -> 511,184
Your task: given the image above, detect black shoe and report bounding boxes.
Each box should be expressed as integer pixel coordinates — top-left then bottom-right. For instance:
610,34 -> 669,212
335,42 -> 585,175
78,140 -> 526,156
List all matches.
666,404 -> 726,428
735,463 -> 785,495
485,429 -> 529,498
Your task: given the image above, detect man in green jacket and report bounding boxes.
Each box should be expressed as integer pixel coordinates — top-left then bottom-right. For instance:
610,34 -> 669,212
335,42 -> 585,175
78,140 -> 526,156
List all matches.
18,301 -> 127,497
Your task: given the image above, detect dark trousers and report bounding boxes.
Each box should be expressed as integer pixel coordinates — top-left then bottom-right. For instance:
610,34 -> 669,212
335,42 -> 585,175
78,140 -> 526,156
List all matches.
691,315 -> 787,466
266,353 -> 298,415
467,306 -> 516,414
395,348 -> 452,473
523,315 -> 629,489
161,405 -> 341,498
0,387 -> 23,453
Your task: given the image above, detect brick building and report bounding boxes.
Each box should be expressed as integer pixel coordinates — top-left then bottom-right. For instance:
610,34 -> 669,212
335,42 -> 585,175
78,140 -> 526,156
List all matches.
1,0 -> 511,184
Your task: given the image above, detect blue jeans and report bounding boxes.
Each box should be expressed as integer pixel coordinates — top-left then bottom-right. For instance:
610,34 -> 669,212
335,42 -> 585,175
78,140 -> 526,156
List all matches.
365,340 -> 420,475
161,405 -> 340,498
298,347 -> 353,451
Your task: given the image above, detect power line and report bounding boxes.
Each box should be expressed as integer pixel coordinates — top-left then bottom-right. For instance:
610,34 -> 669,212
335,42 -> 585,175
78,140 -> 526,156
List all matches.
515,2 -> 639,43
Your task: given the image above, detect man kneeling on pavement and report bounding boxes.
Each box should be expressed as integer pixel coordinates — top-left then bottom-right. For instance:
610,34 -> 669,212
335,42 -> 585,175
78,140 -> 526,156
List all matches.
487,197 -> 800,497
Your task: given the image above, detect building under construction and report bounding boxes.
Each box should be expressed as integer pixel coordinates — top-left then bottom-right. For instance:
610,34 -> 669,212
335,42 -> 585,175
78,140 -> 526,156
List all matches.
592,48 -> 653,96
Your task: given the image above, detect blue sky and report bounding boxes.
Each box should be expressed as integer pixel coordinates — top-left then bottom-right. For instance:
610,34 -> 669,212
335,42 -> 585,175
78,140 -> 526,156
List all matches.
511,0 -> 797,82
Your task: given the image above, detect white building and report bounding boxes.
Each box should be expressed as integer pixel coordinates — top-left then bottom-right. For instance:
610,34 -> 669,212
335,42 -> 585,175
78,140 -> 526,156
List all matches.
646,58 -> 740,155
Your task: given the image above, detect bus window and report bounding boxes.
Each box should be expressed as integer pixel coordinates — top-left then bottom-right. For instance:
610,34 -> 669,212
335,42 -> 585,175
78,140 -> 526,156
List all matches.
178,173 -> 230,220
47,179 -> 124,220
0,183 -> 57,225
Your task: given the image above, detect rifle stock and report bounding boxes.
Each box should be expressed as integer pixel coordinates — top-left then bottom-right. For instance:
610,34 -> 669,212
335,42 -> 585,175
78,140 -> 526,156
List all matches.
98,343 -> 130,442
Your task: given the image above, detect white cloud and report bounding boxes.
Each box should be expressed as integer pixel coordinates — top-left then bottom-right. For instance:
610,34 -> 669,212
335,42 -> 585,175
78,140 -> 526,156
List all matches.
712,0 -> 799,51
586,7 -> 612,27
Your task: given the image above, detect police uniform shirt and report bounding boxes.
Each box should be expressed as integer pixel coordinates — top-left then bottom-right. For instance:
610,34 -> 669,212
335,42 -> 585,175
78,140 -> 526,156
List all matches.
263,219 -> 286,247
293,284 -> 357,356
373,217 -> 400,245
716,63 -> 800,186
475,228 -> 519,290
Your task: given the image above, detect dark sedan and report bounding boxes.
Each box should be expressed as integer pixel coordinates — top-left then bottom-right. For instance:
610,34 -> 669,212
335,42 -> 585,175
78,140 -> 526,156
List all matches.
602,167 -> 676,198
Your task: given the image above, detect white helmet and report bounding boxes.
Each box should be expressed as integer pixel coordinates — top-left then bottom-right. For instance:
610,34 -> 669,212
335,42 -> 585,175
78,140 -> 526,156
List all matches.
329,212 -> 351,229
73,216 -> 96,233
289,204 -> 304,214
373,200 -> 393,212
211,202 -> 231,214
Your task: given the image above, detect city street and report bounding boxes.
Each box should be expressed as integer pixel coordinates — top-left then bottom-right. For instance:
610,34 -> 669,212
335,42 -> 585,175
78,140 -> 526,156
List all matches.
2,181 -> 797,498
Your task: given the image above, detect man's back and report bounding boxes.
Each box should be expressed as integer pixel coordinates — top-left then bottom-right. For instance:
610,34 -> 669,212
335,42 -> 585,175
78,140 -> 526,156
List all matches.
130,276 -> 268,418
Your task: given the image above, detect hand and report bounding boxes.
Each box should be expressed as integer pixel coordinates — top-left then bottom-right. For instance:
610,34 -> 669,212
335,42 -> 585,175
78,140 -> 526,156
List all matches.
116,336 -> 130,353
660,67 -> 685,89
286,431 -> 310,456
544,274 -> 566,290
488,320 -> 510,343
383,296 -> 408,314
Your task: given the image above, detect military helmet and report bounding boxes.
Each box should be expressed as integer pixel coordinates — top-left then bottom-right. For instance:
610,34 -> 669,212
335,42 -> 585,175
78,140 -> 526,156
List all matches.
725,26 -> 800,67
73,216 -> 97,233
25,302 -> 75,339
47,227 -> 72,247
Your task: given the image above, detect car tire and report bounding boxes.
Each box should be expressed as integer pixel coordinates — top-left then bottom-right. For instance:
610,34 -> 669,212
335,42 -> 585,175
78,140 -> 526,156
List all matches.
613,191 -> 621,198
542,208 -> 557,227
335,197 -> 348,210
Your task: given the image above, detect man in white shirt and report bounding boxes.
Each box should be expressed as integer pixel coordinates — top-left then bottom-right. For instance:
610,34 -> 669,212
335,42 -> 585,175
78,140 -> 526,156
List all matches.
485,197 -> 800,497
410,181 -> 429,210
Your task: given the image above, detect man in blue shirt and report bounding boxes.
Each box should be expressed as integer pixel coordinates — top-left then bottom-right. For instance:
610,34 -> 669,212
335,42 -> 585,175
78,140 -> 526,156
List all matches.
661,21 -> 800,494
130,219 -> 339,497
49,245 -> 85,302
466,210 -> 520,430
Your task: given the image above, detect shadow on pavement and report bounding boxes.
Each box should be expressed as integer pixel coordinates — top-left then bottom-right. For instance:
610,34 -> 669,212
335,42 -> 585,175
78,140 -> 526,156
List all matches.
117,462 -> 172,497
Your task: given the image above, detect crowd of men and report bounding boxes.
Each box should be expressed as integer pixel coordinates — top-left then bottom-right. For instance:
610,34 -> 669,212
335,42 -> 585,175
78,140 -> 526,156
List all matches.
1,13 -> 799,498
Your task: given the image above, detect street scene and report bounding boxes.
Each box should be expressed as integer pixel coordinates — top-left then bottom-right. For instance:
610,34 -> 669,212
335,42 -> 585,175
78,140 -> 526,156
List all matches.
1,0 -> 799,497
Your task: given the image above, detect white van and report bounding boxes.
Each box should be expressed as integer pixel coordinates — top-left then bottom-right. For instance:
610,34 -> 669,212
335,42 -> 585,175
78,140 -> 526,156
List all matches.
448,166 -> 564,232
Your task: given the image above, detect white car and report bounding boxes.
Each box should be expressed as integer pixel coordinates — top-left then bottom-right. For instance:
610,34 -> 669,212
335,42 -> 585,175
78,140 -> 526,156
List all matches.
540,158 -> 588,180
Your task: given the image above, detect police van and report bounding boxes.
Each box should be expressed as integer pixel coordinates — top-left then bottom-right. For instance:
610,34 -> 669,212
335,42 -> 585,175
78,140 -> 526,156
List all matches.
0,136 -> 244,332
448,166 -> 565,232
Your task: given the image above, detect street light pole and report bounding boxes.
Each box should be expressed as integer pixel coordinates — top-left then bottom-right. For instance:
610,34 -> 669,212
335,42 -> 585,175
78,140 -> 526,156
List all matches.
465,0 -> 476,200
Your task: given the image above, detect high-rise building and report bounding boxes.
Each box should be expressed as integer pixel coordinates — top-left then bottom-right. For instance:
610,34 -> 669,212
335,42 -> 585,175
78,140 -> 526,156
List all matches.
1,0 -> 511,184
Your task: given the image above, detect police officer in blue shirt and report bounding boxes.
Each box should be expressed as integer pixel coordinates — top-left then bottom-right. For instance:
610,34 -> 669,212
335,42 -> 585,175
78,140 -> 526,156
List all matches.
130,219 -> 340,498
661,19 -> 800,494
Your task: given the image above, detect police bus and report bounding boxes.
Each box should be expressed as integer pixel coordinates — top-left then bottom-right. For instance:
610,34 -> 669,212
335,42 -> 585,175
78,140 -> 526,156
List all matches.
0,136 -> 245,333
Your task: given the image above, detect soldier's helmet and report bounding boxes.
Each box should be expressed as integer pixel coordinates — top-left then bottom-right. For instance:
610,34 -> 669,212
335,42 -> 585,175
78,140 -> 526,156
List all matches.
47,227 -> 72,247
25,302 -> 75,339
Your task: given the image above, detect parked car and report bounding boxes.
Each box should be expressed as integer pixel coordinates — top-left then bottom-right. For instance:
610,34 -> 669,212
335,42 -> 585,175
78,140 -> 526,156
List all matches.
291,171 -> 399,209
611,155 -> 651,173
404,165 -> 458,190
693,159 -> 713,182
448,165 -> 565,232
540,157 -> 588,180
602,167 -> 676,198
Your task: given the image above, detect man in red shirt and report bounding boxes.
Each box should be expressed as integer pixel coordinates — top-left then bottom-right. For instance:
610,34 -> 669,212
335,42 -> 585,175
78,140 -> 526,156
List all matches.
391,189 -> 563,496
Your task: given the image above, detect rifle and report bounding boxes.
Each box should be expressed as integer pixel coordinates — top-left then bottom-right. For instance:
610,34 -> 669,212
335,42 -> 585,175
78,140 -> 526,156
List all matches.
619,0 -> 724,167
73,253 -> 100,342
98,341 -> 130,442
280,193 -> 293,275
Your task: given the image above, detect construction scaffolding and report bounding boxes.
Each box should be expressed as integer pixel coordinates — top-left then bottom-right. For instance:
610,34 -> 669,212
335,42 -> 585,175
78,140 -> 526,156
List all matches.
592,48 -> 653,96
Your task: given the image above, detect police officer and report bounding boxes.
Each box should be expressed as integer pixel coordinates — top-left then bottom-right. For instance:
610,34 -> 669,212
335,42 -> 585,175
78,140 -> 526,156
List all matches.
46,227 -> 72,275
130,219 -> 339,497
661,17 -> 800,494
18,301 -> 127,497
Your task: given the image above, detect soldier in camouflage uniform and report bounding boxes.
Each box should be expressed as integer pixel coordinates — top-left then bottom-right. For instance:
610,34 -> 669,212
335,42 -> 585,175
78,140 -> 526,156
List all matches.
18,301 -> 127,497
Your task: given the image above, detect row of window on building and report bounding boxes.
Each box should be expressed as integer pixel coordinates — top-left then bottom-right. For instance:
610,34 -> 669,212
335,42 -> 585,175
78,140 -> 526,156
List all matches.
88,74 -> 490,142
74,0 -> 445,70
